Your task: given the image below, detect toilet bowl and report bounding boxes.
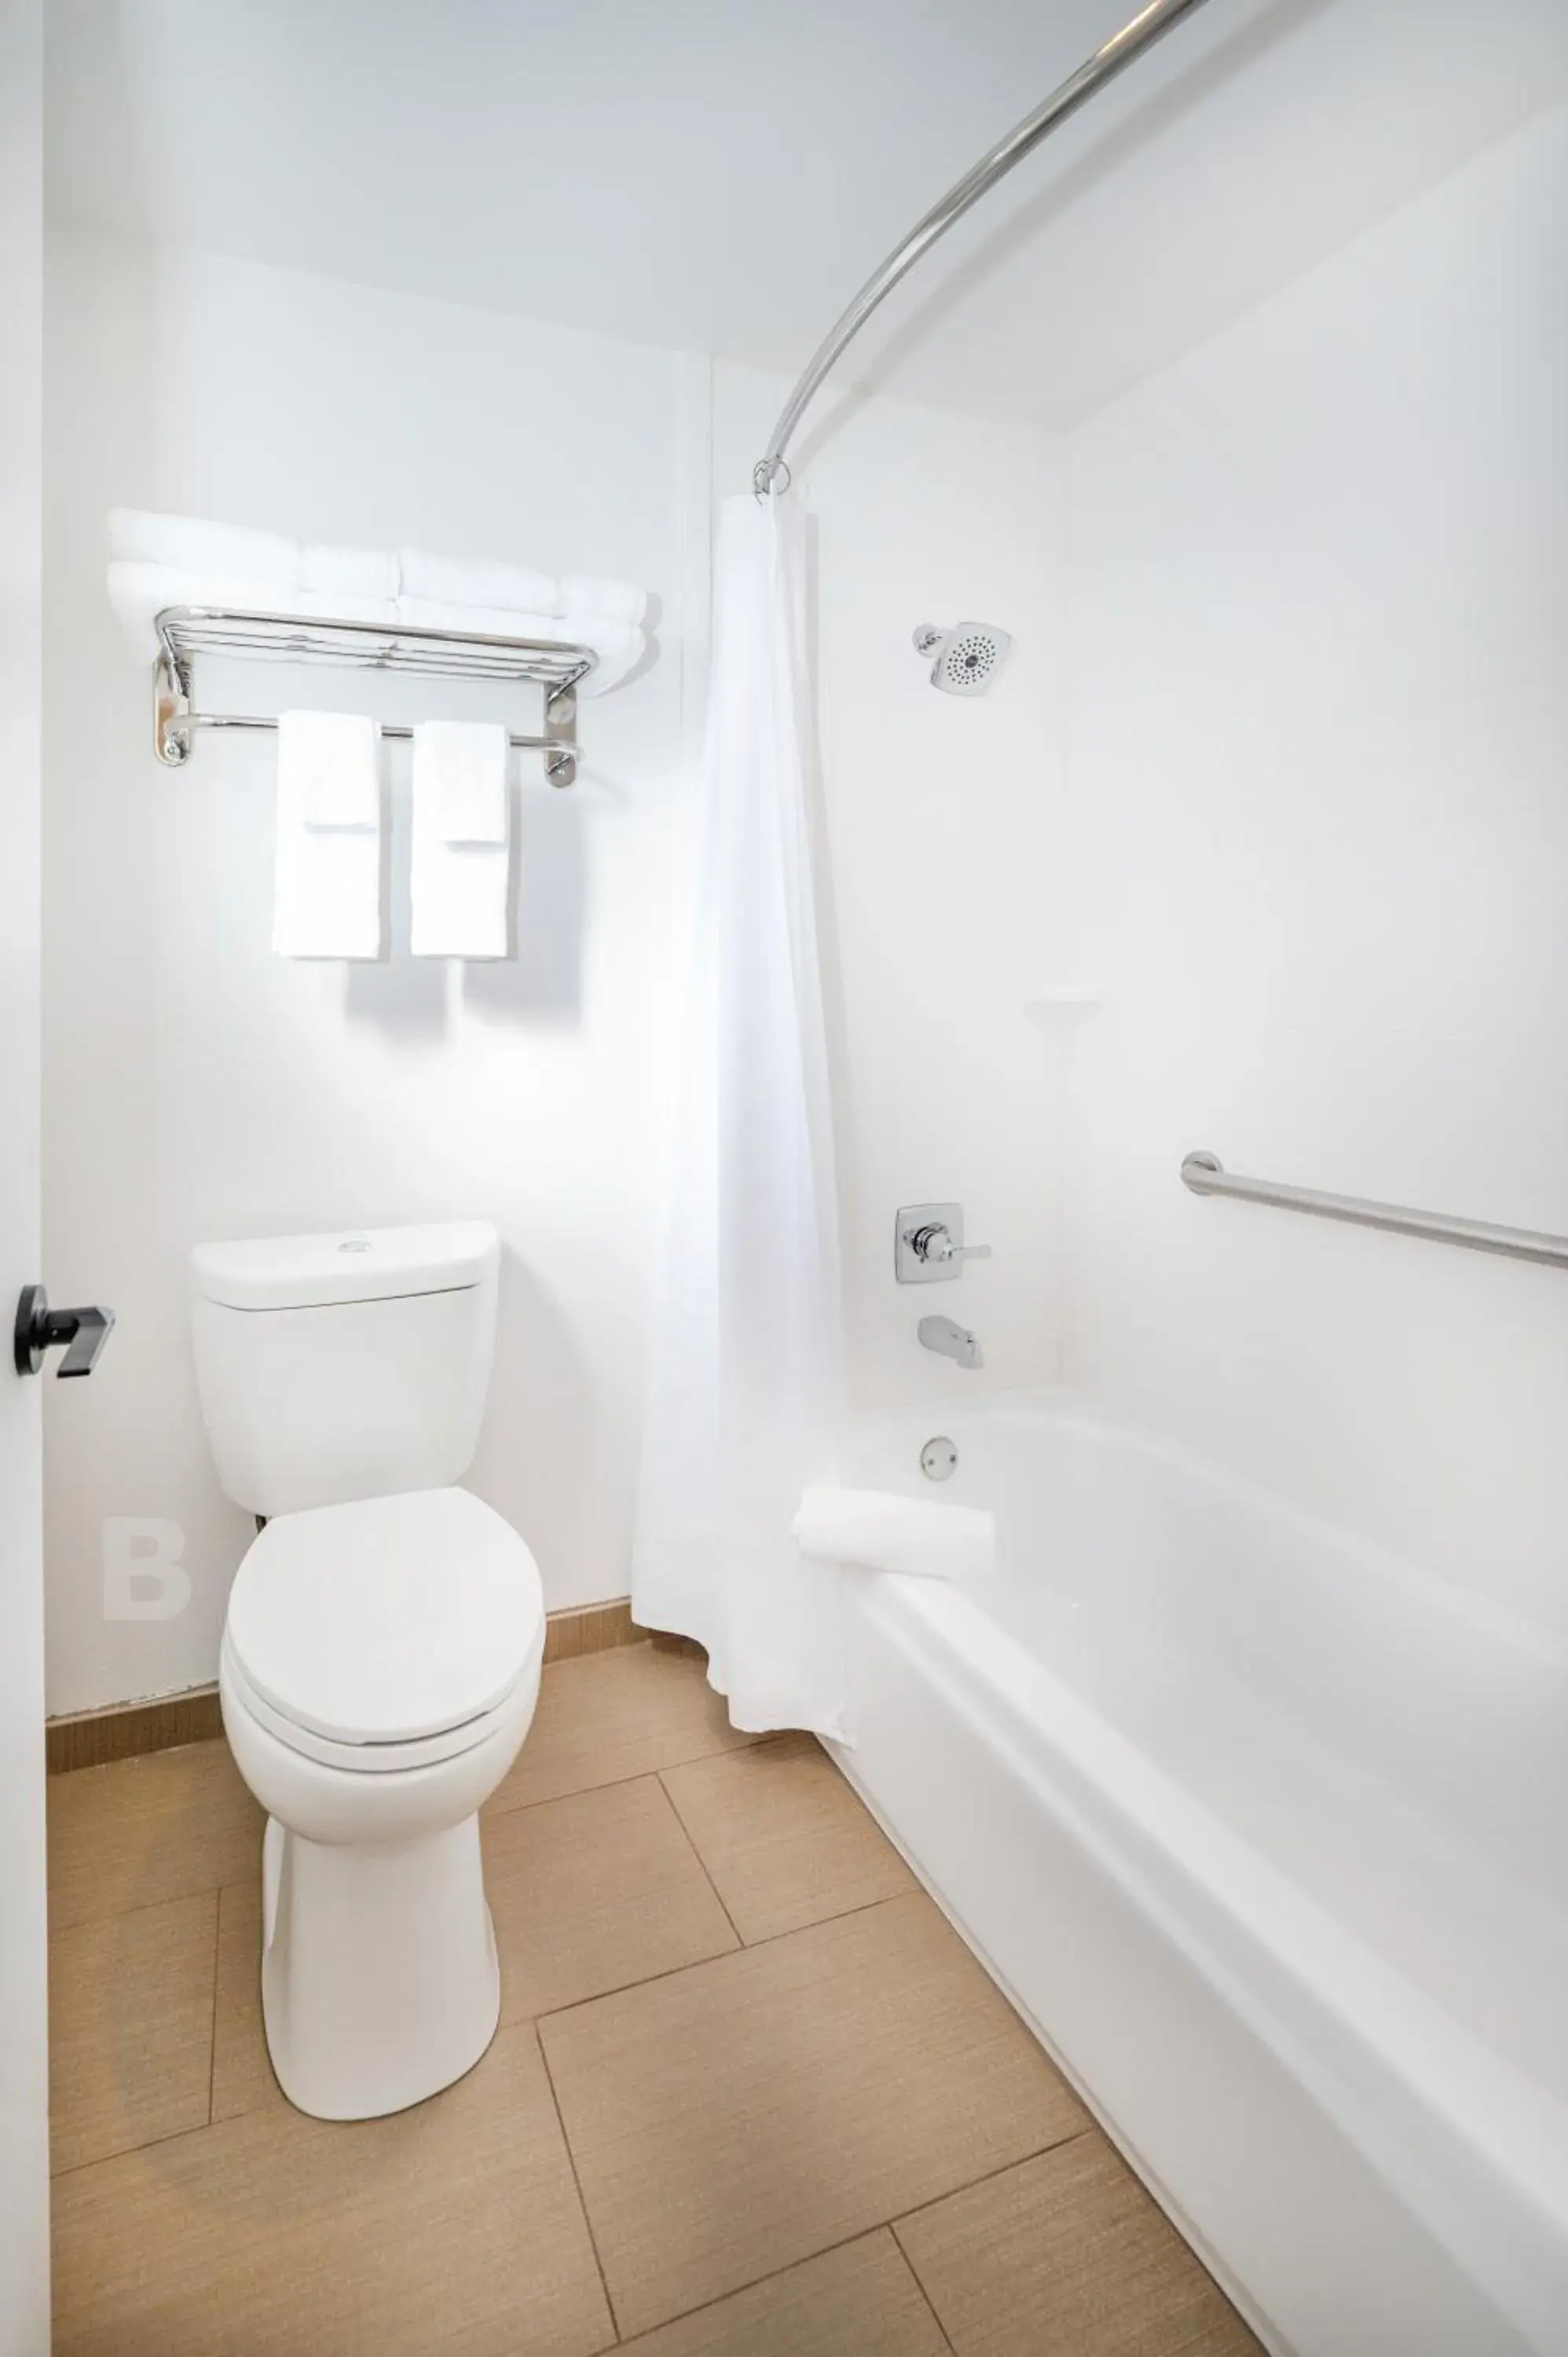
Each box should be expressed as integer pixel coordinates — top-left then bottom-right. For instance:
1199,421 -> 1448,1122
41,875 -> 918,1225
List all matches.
190,1220 -> 545,2121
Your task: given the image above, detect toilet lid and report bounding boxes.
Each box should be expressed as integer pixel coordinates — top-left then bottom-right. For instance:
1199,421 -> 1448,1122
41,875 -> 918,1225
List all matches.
226,1488 -> 544,1746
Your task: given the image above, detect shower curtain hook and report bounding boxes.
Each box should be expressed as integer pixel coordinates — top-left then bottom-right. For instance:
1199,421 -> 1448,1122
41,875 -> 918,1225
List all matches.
752,456 -> 792,502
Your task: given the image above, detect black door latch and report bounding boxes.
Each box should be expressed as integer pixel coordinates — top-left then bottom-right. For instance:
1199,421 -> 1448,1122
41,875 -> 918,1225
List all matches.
13,1286 -> 116,1378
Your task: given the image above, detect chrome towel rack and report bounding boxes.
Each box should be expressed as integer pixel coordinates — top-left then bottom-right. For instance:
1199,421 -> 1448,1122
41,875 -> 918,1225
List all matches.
152,606 -> 599,786
1181,1152 -> 1568,1270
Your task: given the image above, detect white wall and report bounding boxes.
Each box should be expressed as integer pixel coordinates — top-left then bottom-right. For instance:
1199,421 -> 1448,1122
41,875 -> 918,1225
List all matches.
42,236 -> 1065,1713
42,237 -> 699,1713
1064,103 -> 1568,1634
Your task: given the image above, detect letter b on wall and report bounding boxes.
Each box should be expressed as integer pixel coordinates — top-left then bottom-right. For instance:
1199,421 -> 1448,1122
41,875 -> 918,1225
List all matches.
103,1518 -> 192,1621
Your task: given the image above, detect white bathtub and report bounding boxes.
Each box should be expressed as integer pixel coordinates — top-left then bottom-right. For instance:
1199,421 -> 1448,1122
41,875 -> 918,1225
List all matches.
833,1398 -> 1568,2357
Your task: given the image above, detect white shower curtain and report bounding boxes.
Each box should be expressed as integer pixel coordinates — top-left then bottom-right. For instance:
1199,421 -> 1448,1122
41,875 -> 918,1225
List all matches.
631,491 -> 848,1739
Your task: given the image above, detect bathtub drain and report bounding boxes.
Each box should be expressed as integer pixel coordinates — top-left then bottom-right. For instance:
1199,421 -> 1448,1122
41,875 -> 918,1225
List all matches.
920,1435 -> 958,1482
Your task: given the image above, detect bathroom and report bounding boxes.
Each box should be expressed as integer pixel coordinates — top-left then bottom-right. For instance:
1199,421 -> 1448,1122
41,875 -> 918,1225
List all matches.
2,0 -> 1566,2349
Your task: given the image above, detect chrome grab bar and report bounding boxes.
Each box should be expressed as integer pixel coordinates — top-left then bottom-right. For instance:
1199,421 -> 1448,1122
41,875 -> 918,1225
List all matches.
1180,1152 -> 1568,1271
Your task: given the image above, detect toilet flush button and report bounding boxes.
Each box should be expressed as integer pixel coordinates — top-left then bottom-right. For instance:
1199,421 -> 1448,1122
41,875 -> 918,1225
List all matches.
336,1240 -> 372,1254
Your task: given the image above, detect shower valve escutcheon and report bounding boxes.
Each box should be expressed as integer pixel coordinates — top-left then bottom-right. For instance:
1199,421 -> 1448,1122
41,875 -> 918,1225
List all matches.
896,1204 -> 991,1285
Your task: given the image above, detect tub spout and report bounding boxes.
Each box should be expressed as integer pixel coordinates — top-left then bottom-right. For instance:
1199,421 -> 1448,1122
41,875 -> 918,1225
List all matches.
918,1314 -> 984,1370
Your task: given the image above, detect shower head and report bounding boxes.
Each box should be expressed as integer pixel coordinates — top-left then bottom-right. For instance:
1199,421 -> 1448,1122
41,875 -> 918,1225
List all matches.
912,620 -> 1012,696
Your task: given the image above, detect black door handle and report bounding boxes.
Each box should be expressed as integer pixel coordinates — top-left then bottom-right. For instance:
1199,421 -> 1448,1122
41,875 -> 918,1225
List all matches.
13,1286 -> 116,1379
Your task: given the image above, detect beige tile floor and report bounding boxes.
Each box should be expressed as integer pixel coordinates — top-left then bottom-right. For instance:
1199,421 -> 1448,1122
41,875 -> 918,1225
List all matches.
48,1640 -> 1262,2355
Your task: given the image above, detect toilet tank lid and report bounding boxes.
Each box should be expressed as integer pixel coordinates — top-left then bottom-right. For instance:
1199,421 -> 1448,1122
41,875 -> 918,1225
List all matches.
191,1221 -> 500,1311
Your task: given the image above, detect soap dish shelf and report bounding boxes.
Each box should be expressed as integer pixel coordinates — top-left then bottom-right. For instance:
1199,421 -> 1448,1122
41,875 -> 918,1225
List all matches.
152,604 -> 599,786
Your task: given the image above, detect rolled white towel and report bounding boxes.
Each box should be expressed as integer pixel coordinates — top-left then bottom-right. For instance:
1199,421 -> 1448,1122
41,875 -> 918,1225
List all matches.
108,507 -> 299,586
108,563 -> 400,665
793,1486 -> 995,1582
567,618 -> 645,695
558,572 -> 648,628
299,542 -> 400,601
398,548 -> 557,616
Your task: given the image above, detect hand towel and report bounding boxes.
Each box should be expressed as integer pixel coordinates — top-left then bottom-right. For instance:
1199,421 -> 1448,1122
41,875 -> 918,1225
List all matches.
558,572 -> 649,628
279,707 -> 380,827
398,548 -> 557,616
412,720 -> 508,843
273,711 -> 383,959
793,1486 -> 996,1582
410,722 -> 511,959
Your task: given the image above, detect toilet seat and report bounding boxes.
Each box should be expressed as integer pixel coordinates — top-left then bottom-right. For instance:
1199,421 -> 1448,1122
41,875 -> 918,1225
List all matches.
225,1486 -> 544,1771
220,1632 -> 532,1772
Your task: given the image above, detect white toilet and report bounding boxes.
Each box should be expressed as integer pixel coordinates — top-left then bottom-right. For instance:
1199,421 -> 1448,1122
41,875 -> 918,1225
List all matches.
189,1219 -> 544,2123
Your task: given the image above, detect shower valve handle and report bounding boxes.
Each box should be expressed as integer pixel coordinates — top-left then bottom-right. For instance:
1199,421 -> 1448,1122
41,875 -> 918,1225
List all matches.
909,1223 -> 991,1266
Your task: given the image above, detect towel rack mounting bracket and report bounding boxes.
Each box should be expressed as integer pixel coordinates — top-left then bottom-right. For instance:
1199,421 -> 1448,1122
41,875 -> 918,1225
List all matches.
544,684 -> 577,789
154,651 -> 195,768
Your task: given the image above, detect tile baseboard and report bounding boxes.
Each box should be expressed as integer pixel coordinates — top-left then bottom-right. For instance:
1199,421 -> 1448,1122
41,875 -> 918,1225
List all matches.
47,1687 -> 227,1776
542,1598 -> 643,1666
46,1596 -> 680,1774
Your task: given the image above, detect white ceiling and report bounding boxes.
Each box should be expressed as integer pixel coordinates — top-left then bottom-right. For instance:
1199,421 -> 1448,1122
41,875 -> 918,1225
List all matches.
45,0 -> 1568,429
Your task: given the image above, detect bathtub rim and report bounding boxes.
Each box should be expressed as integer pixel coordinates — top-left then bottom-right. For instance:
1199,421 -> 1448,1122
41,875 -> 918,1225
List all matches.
847,1384 -> 1568,1677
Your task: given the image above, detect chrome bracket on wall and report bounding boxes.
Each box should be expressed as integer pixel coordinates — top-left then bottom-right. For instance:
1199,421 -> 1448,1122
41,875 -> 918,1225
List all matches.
543,684 -> 577,788
154,651 -> 196,768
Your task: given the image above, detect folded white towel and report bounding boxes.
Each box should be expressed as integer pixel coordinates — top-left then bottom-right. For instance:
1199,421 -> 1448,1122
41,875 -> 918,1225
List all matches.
109,511 -> 651,647
399,548 -> 557,617
793,1486 -> 995,1582
273,712 -> 383,959
412,720 -> 508,843
558,572 -> 648,628
108,507 -> 299,586
410,724 -> 510,958
299,543 -> 401,601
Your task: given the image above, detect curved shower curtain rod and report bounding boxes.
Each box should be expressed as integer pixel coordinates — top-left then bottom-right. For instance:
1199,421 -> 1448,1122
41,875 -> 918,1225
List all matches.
753,0 -> 1214,494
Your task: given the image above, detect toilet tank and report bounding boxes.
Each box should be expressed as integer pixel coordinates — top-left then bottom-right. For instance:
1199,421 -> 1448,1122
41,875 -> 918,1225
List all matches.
190,1221 -> 500,1517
